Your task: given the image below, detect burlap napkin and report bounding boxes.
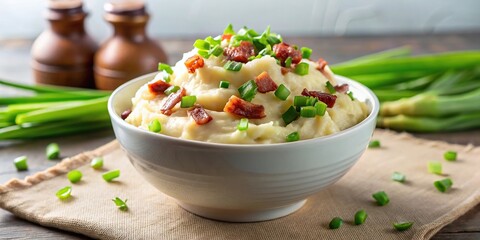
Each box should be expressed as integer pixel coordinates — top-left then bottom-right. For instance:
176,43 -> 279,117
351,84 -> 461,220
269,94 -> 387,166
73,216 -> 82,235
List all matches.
0,129 -> 479,240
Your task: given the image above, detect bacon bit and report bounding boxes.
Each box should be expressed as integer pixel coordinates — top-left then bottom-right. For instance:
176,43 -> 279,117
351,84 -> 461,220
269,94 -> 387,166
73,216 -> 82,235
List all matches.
148,80 -> 171,94
334,84 -> 349,93
273,42 -> 302,66
224,95 -> 266,119
222,34 -> 233,41
185,54 -> 205,73
315,58 -> 328,71
188,105 -> 213,125
160,88 -> 186,115
255,71 -> 278,93
121,109 -> 132,120
224,41 -> 256,63
281,67 -> 292,75
301,88 -> 337,108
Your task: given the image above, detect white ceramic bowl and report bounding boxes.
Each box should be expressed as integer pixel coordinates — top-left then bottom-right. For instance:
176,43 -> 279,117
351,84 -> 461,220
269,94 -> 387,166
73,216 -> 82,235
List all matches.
108,72 -> 379,222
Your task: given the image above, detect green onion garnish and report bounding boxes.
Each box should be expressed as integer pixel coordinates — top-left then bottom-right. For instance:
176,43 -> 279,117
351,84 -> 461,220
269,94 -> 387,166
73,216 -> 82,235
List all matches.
392,172 -> 406,183
294,62 -> 309,76
164,85 -> 180,95
300,106 -> 316,118
193,39 -> 210,50
368,140 -> 381,148
163,75 -> 171,83
181,95 -> 197,108
393,222 -> 414,231
209,45 -> 223,57
224,61 -> 242,71
267,35 -> 282,45
102,169 -> 120,182
219,80 -> 230,89
428,161 -> 442,175
46,142 -> 60,160
315,102 -> 327,116
67,170 -> 82,183
293,96 -> 308,107
443,151 -> 457,161
13,156 -> 28,171
56,186 -> 72,200
238,80 -> 258,102
148,119 -> 162,133
285,57 -> 292,68
223,24 -> 235,35
347,91 -> 355,101
372,191 -> 390,206
158,63 -> 173,74
282,106 -> 300,125
197,50 -> 210,59
91,157 -> 104,170
274,84 -> 291,101
306,97 -> 318,106
237,118 -> 249,131
434,178 -> 453,192
325,81 -> 336,94
301,47 -> 312,59
354,209 -> 368,225
329,217 -> 343,229
112,197 -> 128,211
286,131 -> 300,142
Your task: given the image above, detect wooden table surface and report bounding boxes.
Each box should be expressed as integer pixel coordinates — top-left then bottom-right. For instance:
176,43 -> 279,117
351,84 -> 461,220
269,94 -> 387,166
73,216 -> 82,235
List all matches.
1,33 -> 479,239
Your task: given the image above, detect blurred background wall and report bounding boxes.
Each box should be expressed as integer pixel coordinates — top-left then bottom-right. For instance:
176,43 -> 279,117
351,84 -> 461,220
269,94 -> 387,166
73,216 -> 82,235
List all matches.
0,0 -> 479,41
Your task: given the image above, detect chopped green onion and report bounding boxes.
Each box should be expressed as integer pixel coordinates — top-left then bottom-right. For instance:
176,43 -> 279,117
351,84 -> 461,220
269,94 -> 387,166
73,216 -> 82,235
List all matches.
434,178 -> 453,192
267,35 -> 282,45
393,222 -> 414,231
368,140 -> 381,148
91,157 -> 104,170
67,170 -> 82,183
293,96 -> 308,107
158,63 -> 173,74
428,161 -> 442,175
181,96 -> 197,108
315,102 -> 327,116
282,106 -> 299,125
163,75 -> 171,83
354,209 -> 368,225
347,91 -> 355,101
392,172 -> 406,183
193,39 -> 210,50
443,151 -> 457,161
325,81 -> 336,94
294,62 -> 309,76
306,97 -> 318,106
372,191 -> 390,206
238,80 -> 258,102
301,47 -> 312,59
56,186 -> 72,200
219,80 -> 230,89
329,217 -> 343,229
274,84 -> 291,101
209,45 -> 223,57
102,169 -> 120,182
300,106 -> 316,118
46,143 -> 60,160
13,156 -> 28,171
148,119 -> 162,133
164,85 -> 180,95
237,118 -> 249,131
223,24 -> 235,35
112,197 -> 128,211
285,57 -> 292,68
224,61 -> 243,71
286,131 -> 300,142
197,50 -> 210,59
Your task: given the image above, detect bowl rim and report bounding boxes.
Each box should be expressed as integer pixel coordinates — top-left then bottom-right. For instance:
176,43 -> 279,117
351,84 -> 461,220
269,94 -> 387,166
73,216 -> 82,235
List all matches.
108,72 -> 379,149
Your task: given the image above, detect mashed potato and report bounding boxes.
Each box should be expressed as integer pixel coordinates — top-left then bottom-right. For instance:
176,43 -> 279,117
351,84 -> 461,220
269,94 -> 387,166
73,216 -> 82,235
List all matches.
126,27 -> 369,144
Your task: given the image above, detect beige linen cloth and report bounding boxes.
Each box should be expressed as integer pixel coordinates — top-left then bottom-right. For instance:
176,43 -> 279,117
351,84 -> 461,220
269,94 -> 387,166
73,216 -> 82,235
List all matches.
1,129 -> 479,240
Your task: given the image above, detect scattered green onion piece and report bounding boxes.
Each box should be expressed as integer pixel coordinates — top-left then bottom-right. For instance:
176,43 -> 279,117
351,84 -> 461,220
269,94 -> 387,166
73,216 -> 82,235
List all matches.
223,24 -> 235,35
56,186 -> 72,200
197,50 -> 210,59
329,217 -> 343,229
102,169 -> 120,182
274,84 -> 291,101
300,106 -> 316,118
301,47 -> 312,59
266,35 -> 282,45
314,102 -> 327,116
428,161 -> 442,175
372,191 -> 390,206
306,97 -> 318,106
434,178 -> 453,192
392,172 -> 406,183
238,80 -> 258,102
219,80 -> 230,89
112,197 -> 128,211
294,62 -> 309,76
46,143 -> 60,160
181,96 -> 197,108
91,157 -> 104,170
67,170 -> 82,183
237,118 -> 249,131
148,119 -> 162,133
347,91 -> 355,101
368,140 -> 381,148
204,36 -> 221,46
248,56 -> 257,61
354,209 -> 368,225
163,75 -> 171,83
285,57 -> 292,68
224,61 -> 242,71
209,45 -> 223,57
286,131 -> 300,142
164,85 -> 180,95
193,39 -> 210,50
282,106 -> 300,125
157,63 -> 173,74
293,96 -> 308,107
13,156 -> 28,171
443,151 -> 457,161
393,222 -> 414,231
325,81 -> 336,94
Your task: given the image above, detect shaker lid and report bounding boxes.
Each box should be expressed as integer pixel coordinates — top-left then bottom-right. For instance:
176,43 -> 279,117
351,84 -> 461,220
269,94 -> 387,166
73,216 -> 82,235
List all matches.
104,0 -> 146,15
48,0 -> 83,9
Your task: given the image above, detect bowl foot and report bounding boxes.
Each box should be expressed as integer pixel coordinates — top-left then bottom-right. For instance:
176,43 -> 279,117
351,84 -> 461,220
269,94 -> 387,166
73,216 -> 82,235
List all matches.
176,199 -> 307,222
